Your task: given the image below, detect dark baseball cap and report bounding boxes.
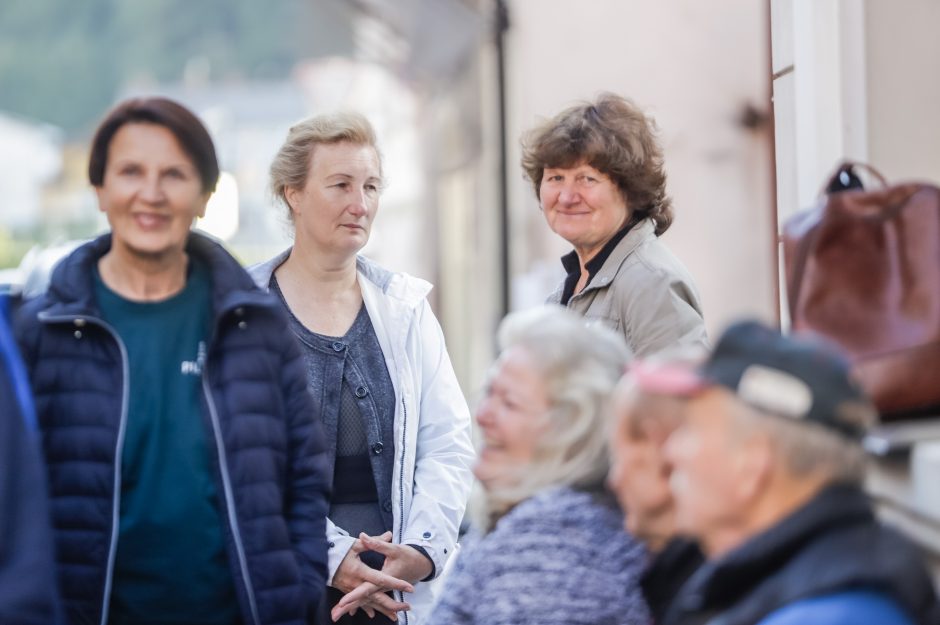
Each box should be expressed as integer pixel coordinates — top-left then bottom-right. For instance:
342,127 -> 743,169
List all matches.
630,320 -> 877,440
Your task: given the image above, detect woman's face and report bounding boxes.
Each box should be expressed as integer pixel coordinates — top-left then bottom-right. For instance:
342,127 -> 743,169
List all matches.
473,345 -> 551,489
539,162 -> 631,260
286,141 -> 381,259
96,122 -> 209,262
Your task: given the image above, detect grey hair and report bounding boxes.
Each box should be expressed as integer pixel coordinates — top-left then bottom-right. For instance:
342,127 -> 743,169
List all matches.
731,400 -> 867,485
269,110 -> 383,223
482,306 -> 632,526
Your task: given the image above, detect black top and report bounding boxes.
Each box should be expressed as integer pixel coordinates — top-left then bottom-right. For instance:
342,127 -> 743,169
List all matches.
641,538 -> 704,625
559,221 -> 635,305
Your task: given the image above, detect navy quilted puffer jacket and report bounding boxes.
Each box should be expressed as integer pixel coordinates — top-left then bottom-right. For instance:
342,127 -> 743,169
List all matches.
15,232 -> 330,625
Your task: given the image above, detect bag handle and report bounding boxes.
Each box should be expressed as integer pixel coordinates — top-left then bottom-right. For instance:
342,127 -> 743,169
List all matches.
819,160 -> 888,196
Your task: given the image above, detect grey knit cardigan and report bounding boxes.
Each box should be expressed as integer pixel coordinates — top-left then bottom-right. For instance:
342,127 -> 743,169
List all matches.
426,486 -> 651,625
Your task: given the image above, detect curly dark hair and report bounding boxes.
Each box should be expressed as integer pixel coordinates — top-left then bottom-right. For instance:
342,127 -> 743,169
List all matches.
520,93 -> 673,236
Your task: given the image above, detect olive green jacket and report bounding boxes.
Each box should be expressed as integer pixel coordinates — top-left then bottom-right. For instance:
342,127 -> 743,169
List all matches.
548,219 -> 709,357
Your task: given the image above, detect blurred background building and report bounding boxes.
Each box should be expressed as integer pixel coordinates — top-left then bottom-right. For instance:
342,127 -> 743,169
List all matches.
1,0 -> 939,578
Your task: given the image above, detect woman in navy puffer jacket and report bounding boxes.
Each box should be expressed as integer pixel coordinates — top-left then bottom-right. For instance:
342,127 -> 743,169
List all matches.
15,97 -> 330,625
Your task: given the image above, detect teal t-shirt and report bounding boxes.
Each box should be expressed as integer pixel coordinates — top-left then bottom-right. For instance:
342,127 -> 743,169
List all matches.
94,259 -> 239,625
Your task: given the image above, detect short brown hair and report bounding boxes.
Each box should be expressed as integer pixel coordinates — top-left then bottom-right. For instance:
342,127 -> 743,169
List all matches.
88,97 -> 220,194
520,93 -> 673,235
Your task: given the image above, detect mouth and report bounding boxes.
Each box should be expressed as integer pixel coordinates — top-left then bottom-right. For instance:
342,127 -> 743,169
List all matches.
133,213 -> 171,230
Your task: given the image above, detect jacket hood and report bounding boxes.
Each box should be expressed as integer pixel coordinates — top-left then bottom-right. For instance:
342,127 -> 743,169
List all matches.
248,248 -> 432,309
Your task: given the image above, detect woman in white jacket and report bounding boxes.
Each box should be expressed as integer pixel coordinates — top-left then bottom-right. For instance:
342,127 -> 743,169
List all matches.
249,111 -> 475,625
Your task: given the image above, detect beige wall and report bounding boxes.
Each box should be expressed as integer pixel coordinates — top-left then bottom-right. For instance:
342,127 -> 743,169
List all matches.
865,0 -> 940,184
505,0 -> 777,338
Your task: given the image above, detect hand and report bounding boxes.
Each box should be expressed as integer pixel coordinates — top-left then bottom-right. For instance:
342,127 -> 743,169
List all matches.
331,532 -> 413,621
332,533 -> 433,621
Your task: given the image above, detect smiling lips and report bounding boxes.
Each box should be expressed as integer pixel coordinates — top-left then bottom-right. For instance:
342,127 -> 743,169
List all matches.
133,212 -> 171,230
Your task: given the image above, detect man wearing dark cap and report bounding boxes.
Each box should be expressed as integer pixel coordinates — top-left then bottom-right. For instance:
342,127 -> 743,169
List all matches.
654,320 -> 939,625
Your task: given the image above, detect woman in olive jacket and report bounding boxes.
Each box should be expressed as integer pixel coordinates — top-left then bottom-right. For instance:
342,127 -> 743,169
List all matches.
521,93 -> 708,358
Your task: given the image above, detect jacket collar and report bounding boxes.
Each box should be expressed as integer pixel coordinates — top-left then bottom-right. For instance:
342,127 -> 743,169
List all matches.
589,218 -> 655,290
41,231 -> 274,321
559,219 -> 656,302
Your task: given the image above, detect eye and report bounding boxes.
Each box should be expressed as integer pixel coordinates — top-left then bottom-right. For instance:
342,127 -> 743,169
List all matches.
545,174 -> 563,182
333,181 -> 349,189
501,395 -> 523,411
118,164 -> 141,176
365,183 -> 379,193
164,168 -> 187,180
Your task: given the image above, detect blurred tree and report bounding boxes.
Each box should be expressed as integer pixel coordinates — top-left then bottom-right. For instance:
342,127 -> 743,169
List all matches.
0,0 -> 353,134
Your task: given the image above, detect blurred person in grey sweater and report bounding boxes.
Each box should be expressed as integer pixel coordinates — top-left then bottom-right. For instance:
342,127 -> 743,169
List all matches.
425,306 -> 650,625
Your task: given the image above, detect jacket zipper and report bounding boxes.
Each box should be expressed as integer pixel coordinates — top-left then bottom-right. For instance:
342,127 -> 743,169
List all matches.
397,394 -> 408,625
201,369 -> 261,625
40,314 -> 129,625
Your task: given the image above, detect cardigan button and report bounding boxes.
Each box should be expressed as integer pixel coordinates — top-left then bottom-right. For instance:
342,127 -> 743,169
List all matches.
383,499 -> 393,513
332,341 -> 346,352
237,321 -> 248,330
73,330 -> 82,339
356,386 -> 368,398
422,531 -> 432,539
371,442 -> 384,455
234,307 -> 245,316
73,318 -> 86,327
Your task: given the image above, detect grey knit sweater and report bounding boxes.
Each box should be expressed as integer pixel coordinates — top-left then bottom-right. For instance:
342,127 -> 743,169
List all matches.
426,486 -> 651,625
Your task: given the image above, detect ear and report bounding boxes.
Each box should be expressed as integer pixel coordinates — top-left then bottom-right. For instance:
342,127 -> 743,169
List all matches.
284,186 -> 303,216
196,191 -> 210,219
95,186 -> 107,213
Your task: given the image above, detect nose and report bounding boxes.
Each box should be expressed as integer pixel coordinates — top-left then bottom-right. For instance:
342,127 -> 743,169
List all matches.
347,189 -> 370,217
474,396 -> 495,429
139,173 -> 165,204
557,181 -> 581,206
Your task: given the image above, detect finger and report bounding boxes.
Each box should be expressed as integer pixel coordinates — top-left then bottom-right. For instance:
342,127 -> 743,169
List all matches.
359,566 -> 414,593
330,601 -> 362,622
377,530 -> 393,543
330,605 -> 347,622
371,592 -> 411,616
335,581 -> 380,612
359,533 -> 400,556
348,537 -> 366,554
363,604 -> 375,619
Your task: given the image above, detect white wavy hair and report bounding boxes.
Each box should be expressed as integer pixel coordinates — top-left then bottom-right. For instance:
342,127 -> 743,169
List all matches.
481,306 -> 632,527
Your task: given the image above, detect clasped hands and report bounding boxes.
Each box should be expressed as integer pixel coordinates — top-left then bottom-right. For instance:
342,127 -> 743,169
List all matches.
330,531 -> 433,622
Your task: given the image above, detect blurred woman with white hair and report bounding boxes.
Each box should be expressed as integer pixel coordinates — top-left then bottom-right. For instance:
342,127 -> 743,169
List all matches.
424,306 -> 650,625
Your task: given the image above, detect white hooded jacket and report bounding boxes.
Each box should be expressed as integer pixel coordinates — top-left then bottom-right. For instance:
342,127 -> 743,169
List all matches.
249,250 -> 475,624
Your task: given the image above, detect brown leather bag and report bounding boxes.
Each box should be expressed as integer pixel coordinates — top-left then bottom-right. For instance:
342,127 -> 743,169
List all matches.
783,162 -> 940,419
